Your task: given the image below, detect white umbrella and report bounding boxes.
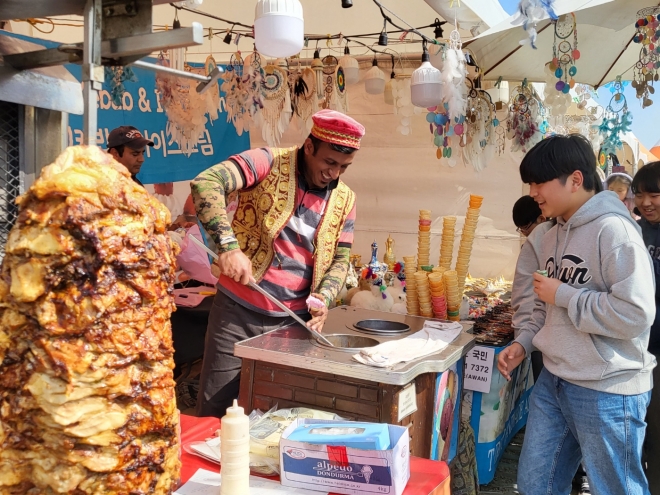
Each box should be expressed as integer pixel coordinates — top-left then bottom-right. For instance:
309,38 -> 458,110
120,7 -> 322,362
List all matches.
465,0 -> 654,88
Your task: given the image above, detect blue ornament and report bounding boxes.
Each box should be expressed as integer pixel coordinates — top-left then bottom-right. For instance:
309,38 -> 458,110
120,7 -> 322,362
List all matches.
568,66 -> 577,77
562,84 -> 570,94
437,113 -> 448,125
457,114 -> 466,124
555,67 -> 563,78
493,118 -> 499,127
446,126 -> 455,136
426,112 -> 435,123
434,113 -> 444,125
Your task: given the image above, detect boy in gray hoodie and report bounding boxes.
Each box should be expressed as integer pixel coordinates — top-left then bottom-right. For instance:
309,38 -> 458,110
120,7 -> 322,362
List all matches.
497,135 -> 656,495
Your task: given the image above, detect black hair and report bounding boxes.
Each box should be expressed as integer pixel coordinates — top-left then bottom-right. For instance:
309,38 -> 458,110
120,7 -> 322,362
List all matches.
512,196 -> 542,227
606,174 -> 632,188
108,145 -> 125,157
632,161 -> 660,194
308,134 -> 357,155
520,134 -> 602,193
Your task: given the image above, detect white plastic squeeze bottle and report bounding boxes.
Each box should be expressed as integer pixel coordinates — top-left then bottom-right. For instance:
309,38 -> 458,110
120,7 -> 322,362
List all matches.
220,399 -> 250,495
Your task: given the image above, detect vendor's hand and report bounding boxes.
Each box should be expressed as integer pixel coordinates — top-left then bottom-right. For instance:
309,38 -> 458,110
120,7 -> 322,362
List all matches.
307,293 -> 328,333
497,343 -> 526,381
216,249 -> 255,285
532,272 -> 562,305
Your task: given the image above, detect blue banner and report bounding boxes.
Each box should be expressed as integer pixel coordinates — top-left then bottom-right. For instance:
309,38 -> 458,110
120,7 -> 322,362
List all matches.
1,32 -> 251,184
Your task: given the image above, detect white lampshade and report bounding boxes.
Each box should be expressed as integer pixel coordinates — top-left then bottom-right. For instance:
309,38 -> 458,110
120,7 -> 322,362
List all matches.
255,0 -> 304,58
339,54 -> 360,85
411,60 -> 442,108
364,62 -> 385,95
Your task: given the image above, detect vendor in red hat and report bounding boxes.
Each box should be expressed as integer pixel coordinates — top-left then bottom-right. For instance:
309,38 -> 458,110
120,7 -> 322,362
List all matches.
191,109 -> 365,417
107,125 -> 154,186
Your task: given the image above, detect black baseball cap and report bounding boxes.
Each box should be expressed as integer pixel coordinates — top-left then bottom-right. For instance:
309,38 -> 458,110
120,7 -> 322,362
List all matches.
107,126 -> 154,149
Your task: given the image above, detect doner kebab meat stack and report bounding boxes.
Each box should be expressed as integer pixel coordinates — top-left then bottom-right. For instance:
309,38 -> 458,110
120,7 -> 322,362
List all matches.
0,146 -> 181,494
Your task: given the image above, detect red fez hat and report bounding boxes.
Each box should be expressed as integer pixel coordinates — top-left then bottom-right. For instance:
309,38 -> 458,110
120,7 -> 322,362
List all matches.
310,109 -> 365,150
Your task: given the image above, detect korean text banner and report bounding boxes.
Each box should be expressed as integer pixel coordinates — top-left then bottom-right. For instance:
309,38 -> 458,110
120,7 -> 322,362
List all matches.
2,32 -> 251,184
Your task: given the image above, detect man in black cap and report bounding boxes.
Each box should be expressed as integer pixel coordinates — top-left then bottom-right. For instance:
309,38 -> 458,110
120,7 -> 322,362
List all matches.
107,126 -> 154,186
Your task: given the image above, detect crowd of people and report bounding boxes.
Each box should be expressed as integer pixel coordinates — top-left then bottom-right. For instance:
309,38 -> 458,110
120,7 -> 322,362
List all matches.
504,134 -> 660,495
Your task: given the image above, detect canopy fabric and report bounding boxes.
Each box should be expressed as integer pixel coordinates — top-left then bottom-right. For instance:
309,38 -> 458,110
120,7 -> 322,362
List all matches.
423,0 -> 510,32
466,0 -> 649,87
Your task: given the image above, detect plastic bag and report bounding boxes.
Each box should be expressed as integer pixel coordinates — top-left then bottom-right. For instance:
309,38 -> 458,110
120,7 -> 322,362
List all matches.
172,225 -> 218,286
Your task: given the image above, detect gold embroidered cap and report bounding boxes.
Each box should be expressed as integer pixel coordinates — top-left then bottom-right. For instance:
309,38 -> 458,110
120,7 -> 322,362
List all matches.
310,109 -> 365,150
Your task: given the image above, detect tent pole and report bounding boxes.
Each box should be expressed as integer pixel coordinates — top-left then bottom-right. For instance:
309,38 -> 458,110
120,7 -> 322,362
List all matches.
481,21 -> 553,78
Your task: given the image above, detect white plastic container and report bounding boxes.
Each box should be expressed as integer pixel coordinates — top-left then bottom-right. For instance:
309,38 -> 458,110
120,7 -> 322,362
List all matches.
255,0 -> 304,58
220,400 -> 250,495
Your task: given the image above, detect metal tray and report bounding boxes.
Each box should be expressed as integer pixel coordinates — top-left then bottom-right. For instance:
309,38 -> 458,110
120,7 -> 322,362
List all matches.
353,319 -> 410,334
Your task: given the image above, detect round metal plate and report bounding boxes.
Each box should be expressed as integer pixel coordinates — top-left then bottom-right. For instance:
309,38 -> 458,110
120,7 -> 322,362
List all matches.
312,334 -> 380,353
353,319 -> 410,334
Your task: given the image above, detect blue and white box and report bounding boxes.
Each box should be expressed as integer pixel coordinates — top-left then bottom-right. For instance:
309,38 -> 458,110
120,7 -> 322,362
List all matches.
280,418 -> 411,495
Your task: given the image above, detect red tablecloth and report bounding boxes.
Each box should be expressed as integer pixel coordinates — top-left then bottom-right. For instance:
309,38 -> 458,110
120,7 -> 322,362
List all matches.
180,414 -> 450,495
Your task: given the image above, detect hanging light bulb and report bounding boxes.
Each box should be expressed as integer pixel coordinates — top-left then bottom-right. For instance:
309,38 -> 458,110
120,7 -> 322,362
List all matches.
378,19 -> 388,46
254,0 -> 304,58
364,57 -> 385,95
311,49 -> 325,100
411,42 -> 442,108
339,45 -> 360,85
384,70 -> 396,105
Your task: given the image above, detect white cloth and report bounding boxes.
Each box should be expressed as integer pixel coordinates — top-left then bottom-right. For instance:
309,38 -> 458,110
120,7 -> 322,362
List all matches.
352,321 -> 463,368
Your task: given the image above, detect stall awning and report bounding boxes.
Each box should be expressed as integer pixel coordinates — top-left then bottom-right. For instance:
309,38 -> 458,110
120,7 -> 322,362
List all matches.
0,34 -> 83,114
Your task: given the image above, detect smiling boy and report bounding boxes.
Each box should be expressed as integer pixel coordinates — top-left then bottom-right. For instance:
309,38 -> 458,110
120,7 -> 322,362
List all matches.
497,135 -> 656,495
632,161 -> 660,492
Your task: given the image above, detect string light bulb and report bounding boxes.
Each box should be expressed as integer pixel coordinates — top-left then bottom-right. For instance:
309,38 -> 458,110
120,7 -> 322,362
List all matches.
339,45 -> 360,85
384,69 -> 396,105
378,19 -> 388,46
254,0 -> 304,58
364,57 -> 386,95
342,0 -> 353,7
410,41 -> 442,107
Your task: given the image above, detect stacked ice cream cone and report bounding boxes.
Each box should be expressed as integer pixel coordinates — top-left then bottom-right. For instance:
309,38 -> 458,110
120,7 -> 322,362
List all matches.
455,195 -> 482,294
438,216 -> 456,270
443,270 -> 461,321
403,255 -> 419,315
414,271 -> 434,318
417,210 -> 432,269
428,269 -> 447,320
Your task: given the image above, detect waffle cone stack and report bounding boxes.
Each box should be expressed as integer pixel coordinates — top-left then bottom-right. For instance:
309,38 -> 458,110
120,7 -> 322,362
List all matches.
438,216 -> 456,270
455,195 -> 482,294
414,271 -> 434,318
428,269 -> 447,320
0,146 -> 181,493
443,270 -> 461,321
403,255 -> 419,315
417,210 -> 432,269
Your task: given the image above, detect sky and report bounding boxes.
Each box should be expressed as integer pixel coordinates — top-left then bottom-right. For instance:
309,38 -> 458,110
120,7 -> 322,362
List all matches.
495,0 -> 660,150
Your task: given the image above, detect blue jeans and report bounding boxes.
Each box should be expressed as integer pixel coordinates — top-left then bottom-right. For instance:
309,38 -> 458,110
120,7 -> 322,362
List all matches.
518,369 -> 651,495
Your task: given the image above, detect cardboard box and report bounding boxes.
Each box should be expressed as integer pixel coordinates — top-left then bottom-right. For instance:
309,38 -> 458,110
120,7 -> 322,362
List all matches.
280,418 -> 411,495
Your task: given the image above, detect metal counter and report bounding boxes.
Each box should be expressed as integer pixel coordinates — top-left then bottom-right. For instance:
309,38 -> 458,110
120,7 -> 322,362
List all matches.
234,306 -> 475,386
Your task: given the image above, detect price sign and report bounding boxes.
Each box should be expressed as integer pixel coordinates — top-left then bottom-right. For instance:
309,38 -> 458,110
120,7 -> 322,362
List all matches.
463,345 -> 495,393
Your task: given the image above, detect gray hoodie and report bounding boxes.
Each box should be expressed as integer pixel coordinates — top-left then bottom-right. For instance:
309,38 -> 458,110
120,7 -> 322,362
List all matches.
511,221 -> 553,338
516,191 -> 657,395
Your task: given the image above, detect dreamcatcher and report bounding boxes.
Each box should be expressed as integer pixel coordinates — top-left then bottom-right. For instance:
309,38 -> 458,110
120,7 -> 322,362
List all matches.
320,55 -> 338,110
241,52 -> 265,131
463,85 -> 497,172
105,65 -> 137,107
256,61 -> 292,147
595,78 -> 632,156
441,29 -> 467,121
221,53 -> 246,135
204,55 -> 221,123
221,52 -> 264,136
543,13 -> 580,118
513,0 -> 557,48
632,7 -> 660,108
506,83 -> 544,152
155,51 -> 218,155
332,64 -> 349,114
290,63 -> 318,135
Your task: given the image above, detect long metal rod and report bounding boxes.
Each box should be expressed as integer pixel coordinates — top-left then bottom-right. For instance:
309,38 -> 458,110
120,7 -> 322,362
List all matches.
82,0 -> 103,145
186,234 -> 334,346
132,60 -> 211,82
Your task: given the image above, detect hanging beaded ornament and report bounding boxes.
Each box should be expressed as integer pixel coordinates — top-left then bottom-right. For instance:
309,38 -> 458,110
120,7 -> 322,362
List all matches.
595,78 -> 633,156
428,102 -> 465,165
105,65 -> 137,107
257,62 -> 292,146
549,13 -> 579,96
506,83 -> 544,152
463,85 -> 497,172
632,7 -> 660,108
321,55 -> 338,110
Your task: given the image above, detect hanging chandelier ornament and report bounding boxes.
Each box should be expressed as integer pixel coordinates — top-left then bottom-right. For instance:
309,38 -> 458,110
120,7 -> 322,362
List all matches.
506,83 -> 544,152
632,7 -> 660,108
549,13 -> 579,95
595,77 -> 633,156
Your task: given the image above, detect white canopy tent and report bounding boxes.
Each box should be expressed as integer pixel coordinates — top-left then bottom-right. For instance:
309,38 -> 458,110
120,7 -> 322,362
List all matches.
466,0 -> 651,87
